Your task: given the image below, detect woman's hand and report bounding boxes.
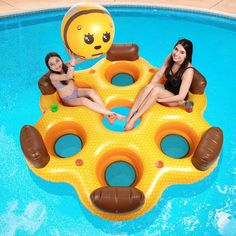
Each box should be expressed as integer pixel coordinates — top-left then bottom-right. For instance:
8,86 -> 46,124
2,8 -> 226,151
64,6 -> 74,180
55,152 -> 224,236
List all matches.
76,57 -> 85,64
65,47 -> 76,65
65,47 -> 73,57
65,47 -> 86,66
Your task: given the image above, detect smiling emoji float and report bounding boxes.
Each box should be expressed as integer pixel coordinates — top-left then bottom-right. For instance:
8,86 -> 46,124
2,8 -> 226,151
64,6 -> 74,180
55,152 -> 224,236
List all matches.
61,3 -> 115,59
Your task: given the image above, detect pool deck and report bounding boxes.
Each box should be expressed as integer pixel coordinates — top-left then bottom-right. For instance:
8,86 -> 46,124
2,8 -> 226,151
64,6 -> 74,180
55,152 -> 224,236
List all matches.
0,0 -> 236,17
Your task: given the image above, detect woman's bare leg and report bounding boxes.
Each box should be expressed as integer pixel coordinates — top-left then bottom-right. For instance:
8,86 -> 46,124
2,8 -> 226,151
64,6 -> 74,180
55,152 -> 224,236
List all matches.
124,92 -> 158,131
78,88 -> 104,105
65,97 -> 107,113
125,85 -> 174,131
126,84 -> 154,122
164,100 -> 185,107
65,96 -> 124,124
79,88 -> 125,121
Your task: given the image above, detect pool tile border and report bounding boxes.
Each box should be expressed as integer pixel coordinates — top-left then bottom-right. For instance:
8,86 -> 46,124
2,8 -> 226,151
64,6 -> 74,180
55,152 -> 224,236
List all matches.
0,2 -> 236,19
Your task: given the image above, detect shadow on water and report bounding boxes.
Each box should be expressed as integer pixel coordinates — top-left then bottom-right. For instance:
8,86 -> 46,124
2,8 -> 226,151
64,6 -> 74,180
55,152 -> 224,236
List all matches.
30,171 -> 77,198
163,152 -> 222,200
29,151 -> 222,235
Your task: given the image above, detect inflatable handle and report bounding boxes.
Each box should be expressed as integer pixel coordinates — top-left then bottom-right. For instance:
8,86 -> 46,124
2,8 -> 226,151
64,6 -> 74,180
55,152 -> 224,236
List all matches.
106,43 -> 139,61
20,125 -> 50,168
38,72 -> 56,95
90,186 -> 145,213
190,69 -> 207,94
192,127 -> 223,171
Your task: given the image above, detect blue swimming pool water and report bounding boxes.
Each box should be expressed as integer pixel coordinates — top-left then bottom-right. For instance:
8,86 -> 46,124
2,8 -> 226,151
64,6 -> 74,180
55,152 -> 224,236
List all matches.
0,6 -> 236,235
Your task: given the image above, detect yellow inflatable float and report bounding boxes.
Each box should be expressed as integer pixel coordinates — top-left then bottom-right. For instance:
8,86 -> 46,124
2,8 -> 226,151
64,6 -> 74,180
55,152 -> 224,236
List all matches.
20,43 -> 223,221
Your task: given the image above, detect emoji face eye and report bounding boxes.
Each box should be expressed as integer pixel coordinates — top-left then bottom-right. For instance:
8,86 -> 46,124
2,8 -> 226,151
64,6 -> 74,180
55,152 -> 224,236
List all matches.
84,33 -> 94,44
103,32 -> 110,43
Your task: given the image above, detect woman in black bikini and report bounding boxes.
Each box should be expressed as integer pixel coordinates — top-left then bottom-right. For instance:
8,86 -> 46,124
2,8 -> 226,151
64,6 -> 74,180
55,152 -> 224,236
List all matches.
125,38 -> 194,131
45,50 -> 125,124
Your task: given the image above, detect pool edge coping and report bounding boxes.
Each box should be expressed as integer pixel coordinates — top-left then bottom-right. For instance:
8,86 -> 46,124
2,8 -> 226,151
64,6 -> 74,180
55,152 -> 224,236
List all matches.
0,2 -> 236,20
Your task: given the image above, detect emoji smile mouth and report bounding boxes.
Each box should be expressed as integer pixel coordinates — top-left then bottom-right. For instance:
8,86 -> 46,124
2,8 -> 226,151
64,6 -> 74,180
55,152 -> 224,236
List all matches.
92,52 -> 103,56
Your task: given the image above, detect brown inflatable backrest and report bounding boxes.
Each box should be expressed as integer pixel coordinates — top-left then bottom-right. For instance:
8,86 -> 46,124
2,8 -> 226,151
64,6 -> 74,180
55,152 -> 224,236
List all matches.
106,43 -> 139,61
90,186 -> 145,213
20,125 -> 50,168
38,71 -> 56,95
192,127 -> 223,171
190,69 -> 207,94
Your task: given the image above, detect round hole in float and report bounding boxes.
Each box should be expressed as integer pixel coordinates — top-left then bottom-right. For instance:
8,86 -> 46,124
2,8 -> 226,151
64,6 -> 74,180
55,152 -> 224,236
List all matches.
54,134 -> 83,158
96,151 -> 143,187
111,73 -> 134,86
160,134 -> 190,158
105,62 -> 140,85
102,106 -> 141,132
105,161 -> 136,186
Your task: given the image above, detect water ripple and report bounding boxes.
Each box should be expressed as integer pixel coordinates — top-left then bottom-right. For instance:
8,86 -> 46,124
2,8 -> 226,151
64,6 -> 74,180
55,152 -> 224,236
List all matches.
0,200 -> 46,235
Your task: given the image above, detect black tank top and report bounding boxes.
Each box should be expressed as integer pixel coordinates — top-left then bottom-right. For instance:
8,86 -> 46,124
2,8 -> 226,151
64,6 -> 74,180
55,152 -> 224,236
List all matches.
164,66 -> 194,97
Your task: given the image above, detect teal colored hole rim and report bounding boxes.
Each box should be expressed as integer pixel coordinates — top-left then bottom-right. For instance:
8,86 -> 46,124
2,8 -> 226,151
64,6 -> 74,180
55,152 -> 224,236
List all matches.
160,134 -> 190,159
111,73 -> 135,86
54,133 -> 83,158
105,161 -> 137,187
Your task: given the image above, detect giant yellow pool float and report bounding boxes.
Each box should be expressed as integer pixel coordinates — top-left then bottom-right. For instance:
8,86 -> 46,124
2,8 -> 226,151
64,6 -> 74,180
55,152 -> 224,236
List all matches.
20,44 -> 223,221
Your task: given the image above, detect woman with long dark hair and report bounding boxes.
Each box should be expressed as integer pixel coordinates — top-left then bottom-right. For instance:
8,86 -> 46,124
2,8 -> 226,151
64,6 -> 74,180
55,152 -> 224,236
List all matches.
45,50 -> 125,124
125,39 -> 194,131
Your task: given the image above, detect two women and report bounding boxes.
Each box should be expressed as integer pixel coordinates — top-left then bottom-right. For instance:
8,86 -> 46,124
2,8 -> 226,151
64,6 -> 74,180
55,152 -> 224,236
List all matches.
45,38 -> 194,129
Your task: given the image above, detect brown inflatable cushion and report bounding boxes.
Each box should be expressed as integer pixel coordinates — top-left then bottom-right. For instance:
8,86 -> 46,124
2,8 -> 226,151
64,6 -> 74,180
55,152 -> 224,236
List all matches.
192,127 -> 223,171
90,186 -> 145,213
190,69 -> 207,94
20,125 -> 50,168
38,71 -> 56,95
106,43 -> 139,61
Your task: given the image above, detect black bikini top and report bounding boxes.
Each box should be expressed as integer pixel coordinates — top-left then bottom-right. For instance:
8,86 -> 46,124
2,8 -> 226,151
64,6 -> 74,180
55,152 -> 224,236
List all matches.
164,66 -> 194,95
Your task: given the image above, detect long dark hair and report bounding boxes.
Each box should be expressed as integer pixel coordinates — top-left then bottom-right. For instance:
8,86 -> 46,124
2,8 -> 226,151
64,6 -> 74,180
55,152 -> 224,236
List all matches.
165,39 -> 193,80
45,52 -> 68,74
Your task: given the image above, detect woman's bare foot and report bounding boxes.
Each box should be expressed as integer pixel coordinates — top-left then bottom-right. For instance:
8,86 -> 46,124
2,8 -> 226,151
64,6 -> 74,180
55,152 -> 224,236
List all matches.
115,113 -> 126,121
124,117 -> 136,131
106,113 -> 117,125
126,113 -> 134,123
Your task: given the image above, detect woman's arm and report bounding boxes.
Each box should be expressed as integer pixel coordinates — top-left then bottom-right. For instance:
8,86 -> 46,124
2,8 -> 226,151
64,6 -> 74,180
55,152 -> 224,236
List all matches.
157,67 -> 194,103
65,51 -> 85,79
66,48 -> 85,66
74,57 -> 85,65
126,55 -> 169,121
65,49 -> 85,79
50,63 -> 75,83
50,72 -> 72,82
150,55 -> 170,85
